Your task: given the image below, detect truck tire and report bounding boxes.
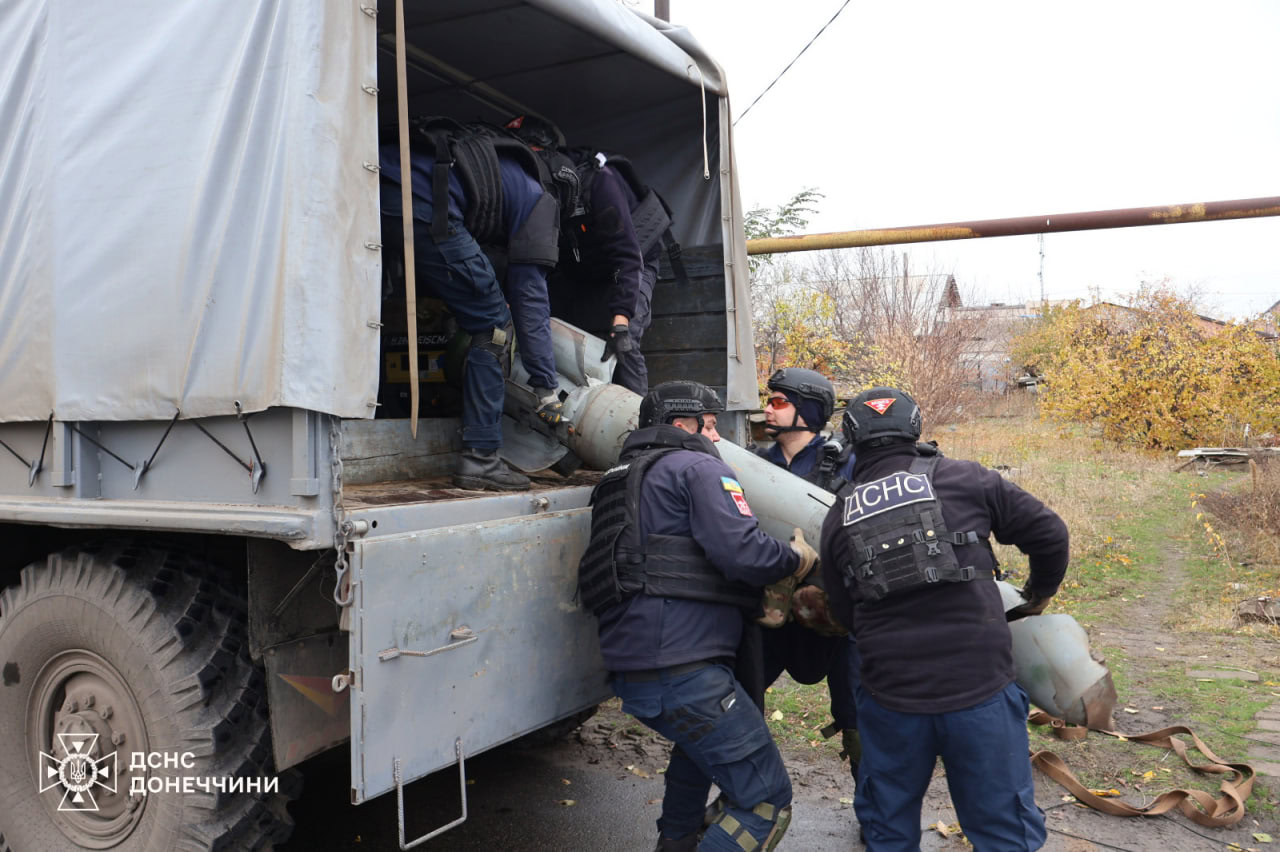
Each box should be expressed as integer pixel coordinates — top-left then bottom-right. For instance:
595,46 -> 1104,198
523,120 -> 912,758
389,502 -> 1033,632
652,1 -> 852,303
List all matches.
0,541 -> 297,851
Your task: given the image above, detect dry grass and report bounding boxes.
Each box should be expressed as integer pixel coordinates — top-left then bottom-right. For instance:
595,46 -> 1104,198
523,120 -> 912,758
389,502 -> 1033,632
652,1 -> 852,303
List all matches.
1200,458 -> 1280,566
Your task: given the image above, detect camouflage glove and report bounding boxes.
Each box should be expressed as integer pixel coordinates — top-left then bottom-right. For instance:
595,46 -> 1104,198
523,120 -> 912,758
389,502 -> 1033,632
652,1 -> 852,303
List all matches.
789,528 -> 818,580
791,584 -> 849,637
756,576 -> 799,628
1006,587 -> 1054,621
533,388 -> 570,427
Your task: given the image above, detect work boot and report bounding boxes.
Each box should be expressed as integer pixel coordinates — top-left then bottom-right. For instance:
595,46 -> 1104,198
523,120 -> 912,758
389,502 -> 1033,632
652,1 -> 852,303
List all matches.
653,833 -> 698,852
453,448 -> 531,491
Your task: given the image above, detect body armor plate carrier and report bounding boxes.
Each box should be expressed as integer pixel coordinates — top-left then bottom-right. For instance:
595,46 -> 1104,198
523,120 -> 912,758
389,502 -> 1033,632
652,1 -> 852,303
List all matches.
838,453 -> 992,605
578,429 -> 758,616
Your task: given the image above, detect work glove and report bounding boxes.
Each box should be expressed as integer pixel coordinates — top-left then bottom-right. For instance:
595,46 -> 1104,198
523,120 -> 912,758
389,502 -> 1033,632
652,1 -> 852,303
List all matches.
840,728 -> 862,767
601,323 -> 633,361
1006,587 -> 1054,621
756,576 -> 799,628
533,388 -> 570,427
791,584 -> 849,637
789,528 -> 818,581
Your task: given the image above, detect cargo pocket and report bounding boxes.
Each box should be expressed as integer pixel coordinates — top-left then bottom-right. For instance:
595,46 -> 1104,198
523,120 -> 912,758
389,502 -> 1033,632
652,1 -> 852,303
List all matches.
691,683 -> 779,807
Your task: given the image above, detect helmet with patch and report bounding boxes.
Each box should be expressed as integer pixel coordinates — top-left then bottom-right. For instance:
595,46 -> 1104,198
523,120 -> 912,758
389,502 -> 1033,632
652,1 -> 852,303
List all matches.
503,114 -> 565,150
640,381 -> 723,429
842,387 -> 922,448
766,367 -> 836,430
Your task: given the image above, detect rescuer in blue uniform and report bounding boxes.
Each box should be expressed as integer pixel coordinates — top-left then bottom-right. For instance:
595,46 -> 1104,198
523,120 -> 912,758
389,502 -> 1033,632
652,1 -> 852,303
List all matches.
750,368 -> 862,783
578,381 -> 818,851
819,387 -> 1068,851
505,115 -> 671,394
380,137 -> 566,492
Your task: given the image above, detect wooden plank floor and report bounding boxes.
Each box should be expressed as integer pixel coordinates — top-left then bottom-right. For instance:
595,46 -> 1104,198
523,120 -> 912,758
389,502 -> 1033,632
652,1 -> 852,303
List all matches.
343,468 -> 602,509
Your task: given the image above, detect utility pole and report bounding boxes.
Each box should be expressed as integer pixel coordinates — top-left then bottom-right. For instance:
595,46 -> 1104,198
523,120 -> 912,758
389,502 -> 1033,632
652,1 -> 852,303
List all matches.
655,0 -> 669,21
1037,233 -> 1045,306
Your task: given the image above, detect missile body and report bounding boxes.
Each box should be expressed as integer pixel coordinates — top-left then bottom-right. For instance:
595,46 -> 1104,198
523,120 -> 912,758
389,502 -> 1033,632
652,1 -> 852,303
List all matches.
505,319 -> 1113,727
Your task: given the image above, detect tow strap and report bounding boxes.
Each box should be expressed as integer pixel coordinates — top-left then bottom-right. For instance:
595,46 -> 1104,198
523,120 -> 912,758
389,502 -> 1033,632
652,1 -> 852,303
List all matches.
1028,709 -> 1256,827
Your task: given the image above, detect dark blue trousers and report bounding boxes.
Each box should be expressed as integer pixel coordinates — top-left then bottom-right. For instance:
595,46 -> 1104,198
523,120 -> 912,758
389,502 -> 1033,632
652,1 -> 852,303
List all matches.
613,663 -> 791,850
611,262 -> 656,394
854,680 -> 1046,851
413,227 -> 511,449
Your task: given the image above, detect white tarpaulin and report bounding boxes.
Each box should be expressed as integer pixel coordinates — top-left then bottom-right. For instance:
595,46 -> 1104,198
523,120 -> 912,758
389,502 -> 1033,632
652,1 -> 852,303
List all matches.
0,0 -> 381,422
0,0 -> 755,422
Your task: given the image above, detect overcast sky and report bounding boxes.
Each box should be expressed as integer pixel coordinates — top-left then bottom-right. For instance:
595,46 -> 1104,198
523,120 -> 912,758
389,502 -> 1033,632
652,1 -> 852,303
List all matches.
664,0 -> 1280,319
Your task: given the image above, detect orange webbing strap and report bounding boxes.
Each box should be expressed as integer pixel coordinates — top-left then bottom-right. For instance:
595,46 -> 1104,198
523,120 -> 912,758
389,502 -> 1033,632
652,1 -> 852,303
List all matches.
1028,710 -> 1256,827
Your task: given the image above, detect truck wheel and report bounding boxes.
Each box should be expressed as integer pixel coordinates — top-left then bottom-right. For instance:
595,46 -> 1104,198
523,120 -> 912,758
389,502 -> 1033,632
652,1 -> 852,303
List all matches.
0,542 -> 297,850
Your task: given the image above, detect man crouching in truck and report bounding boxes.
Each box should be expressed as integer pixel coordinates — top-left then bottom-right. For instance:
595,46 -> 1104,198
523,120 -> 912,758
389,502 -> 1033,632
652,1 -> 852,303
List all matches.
578,381 -> 818,851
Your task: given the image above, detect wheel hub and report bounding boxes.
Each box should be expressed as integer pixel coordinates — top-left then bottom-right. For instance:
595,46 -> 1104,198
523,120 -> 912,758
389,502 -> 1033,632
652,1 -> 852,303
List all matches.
29,652 -> 148,848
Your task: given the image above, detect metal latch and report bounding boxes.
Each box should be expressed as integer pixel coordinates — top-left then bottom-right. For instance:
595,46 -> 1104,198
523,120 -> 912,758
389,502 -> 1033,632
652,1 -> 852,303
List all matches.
378,627 -> 478,662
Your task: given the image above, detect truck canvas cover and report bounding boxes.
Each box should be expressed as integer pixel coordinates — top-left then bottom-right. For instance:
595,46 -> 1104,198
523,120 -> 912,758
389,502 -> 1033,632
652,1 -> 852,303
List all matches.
0,0 -> 755,424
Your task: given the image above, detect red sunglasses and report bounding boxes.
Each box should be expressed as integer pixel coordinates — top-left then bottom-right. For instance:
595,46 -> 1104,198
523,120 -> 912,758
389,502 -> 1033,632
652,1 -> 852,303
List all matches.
764,396 -> 793,410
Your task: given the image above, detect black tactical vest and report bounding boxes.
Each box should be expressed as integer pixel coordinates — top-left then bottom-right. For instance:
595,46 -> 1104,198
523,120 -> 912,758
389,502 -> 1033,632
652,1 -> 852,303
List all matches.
805,439 -> 855,494
565,151 -> 689,287
412,117 -> 562,267
577,427 -> 759,617
837,453 -> 991,605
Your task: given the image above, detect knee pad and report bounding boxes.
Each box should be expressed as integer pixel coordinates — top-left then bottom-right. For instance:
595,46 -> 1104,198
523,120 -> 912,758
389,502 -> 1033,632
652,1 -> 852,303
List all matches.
466,323 -> 513,376
708,801 -> 792,851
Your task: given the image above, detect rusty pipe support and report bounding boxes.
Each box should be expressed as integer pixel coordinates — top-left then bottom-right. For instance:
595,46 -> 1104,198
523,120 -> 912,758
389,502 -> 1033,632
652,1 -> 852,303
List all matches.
746,196 -> 1280,255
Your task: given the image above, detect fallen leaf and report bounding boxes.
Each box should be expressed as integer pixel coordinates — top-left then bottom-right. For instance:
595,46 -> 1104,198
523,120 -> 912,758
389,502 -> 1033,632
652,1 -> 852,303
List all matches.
933,821 -> 951,837
559,799 -> 576,807
1152,706 -> 1165,711
1142,771 -> 1156,781
1255,833 -> 1273,843
629,766 -> 651,779
1089,788 -> 1122,797
1061,795 -> 1077,803
1123,707 -> 1140,714
839,796 -> 853,805
1155,647 -> 1166,652
561,778 -> 572,785
770,710 -> 784,721
648,798 -> 661,805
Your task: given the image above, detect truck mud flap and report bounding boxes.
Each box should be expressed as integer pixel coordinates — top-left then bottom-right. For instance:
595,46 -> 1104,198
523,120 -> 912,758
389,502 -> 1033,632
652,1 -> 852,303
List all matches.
347,506 -> 609,804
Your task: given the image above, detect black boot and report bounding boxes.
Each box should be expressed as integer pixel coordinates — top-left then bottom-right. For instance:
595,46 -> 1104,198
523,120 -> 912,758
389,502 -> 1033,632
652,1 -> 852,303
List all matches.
653,834 -> 698,852
453,448 -> 531,491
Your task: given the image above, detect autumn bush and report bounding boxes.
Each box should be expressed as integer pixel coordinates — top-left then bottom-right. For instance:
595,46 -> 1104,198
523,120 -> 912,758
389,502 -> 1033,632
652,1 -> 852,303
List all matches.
1011,288 -> 1280,449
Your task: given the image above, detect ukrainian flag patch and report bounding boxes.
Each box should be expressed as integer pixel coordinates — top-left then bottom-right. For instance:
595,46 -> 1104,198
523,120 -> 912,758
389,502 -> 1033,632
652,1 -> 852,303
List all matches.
720,476 -> 743,493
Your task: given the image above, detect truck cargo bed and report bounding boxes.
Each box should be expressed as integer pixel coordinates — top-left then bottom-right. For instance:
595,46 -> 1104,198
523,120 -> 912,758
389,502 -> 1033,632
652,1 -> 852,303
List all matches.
343,469 -> 601,509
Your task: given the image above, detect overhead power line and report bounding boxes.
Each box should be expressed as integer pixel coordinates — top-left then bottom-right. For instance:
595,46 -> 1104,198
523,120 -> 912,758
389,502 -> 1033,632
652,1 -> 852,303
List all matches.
733,0 -> 853,126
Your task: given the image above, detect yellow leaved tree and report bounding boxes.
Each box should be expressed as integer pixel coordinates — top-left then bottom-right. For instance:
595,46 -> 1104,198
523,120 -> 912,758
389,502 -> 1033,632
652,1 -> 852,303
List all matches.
1012,289 -> 1280,449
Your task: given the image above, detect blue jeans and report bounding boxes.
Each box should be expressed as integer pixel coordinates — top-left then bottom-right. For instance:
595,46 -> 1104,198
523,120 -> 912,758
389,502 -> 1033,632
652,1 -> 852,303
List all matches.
411,225 -> 511,449
855,680 -> 1046,851
613,663 -> 791,849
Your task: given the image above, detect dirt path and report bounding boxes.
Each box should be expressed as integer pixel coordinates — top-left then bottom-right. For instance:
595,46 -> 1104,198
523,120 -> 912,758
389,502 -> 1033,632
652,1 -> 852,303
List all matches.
571,536 -> 1280,851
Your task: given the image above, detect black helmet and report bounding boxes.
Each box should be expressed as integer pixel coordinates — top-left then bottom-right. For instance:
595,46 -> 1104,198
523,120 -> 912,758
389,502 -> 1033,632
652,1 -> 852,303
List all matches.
842,387 -> 922,448
640,381 -> 723,429
503,114 -> 565,150
766,368 -> 835,430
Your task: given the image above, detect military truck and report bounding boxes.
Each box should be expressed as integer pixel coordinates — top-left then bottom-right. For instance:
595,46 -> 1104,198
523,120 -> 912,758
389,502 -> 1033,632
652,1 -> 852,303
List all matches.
0,2 -> 761,848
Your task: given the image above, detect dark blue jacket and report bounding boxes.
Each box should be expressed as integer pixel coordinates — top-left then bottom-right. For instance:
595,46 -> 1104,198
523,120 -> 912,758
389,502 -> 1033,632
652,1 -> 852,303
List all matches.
597,429 -> 799,672
756,433 -> 855,491
567,165 -> 660,321
819,441 -> 1069,714
379,145 -> 558,389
